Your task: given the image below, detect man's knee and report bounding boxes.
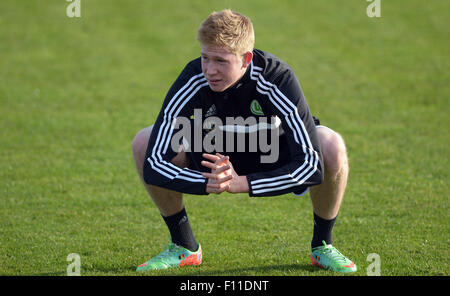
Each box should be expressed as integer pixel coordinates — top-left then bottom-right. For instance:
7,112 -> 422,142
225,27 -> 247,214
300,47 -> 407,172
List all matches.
317,127 -> 348,174
132,125 -> 153,162
132,125 -> 189,169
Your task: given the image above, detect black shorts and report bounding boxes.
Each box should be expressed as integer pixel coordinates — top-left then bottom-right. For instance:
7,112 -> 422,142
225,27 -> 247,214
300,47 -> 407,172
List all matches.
186,116 -> 321,177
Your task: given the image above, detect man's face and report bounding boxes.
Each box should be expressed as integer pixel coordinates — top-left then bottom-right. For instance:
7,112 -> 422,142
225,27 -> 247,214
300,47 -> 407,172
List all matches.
201,45 -> 250,92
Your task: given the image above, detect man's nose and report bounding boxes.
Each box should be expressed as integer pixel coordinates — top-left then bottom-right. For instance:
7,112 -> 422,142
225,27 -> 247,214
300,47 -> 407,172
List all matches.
205,62 -> 218,76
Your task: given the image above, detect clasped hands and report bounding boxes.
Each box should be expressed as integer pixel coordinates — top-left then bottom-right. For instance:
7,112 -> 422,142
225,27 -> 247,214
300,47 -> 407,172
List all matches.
201,153 -> 249,194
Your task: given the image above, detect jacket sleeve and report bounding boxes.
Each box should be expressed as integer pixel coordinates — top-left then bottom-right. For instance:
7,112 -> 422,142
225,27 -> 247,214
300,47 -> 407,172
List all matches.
246,69 -> 324,197
142,64 -> 210,195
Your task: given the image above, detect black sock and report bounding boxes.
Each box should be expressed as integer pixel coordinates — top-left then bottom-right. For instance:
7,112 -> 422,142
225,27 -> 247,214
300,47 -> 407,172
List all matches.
311,212 -> 337,249
162,207 -> 199,252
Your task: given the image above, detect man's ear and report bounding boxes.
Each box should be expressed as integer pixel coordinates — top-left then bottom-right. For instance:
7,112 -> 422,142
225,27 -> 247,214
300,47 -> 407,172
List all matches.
242,51 -> 253,67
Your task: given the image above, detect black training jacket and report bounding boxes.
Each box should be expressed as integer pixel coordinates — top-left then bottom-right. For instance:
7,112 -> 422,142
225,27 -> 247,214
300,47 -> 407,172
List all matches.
143,49 -> 323,197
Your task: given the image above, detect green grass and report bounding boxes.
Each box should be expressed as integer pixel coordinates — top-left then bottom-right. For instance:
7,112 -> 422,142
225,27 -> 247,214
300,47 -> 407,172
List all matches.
0,0 -> 448,276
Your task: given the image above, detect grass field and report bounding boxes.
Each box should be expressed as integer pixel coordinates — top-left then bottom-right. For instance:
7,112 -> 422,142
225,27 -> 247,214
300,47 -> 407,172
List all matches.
0,0 -> 448,276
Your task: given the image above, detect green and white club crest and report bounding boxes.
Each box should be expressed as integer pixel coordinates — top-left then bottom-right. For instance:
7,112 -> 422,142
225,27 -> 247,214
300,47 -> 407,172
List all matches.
250,100 -> 264,116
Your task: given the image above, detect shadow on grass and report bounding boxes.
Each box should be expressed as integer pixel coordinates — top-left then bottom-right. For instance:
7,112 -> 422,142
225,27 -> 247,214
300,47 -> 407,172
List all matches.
187,264 -> 320,276
72,263 -> 321,276
34,271 -> 68,276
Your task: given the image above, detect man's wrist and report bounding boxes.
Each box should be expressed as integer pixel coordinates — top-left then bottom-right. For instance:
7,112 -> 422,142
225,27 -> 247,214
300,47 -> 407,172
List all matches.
238,176 -> 249,193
